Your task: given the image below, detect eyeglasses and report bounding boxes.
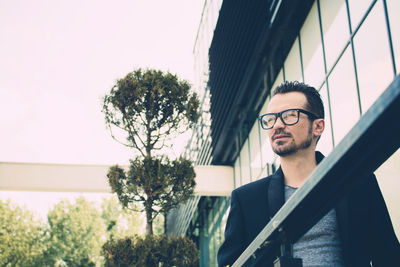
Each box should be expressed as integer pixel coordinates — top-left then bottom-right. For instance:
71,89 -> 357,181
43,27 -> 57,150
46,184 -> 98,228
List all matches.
258,108 -> 318,130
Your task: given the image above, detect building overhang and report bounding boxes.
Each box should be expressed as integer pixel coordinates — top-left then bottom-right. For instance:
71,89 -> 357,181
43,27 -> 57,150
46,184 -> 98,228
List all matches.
208,0 -> 314,165
0,162 -> 234,196
193,165 -> 234,196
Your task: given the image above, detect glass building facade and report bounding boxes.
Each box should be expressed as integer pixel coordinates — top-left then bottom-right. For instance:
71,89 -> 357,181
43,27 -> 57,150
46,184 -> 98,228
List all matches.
167,1 -> 400,266
235,0 -> 399,189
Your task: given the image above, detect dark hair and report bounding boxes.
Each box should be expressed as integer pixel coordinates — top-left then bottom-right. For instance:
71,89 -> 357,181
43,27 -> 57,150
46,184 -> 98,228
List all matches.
272,81 -> 324,119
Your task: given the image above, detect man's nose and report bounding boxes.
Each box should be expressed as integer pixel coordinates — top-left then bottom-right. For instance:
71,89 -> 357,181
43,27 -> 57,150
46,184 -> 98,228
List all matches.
273,116 -> 285,129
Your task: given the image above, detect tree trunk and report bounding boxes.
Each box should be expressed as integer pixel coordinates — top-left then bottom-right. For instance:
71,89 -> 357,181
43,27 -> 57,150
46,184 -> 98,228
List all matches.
146,220 -> 153,235
145,204 -> 153,235
164,211 -> 167,234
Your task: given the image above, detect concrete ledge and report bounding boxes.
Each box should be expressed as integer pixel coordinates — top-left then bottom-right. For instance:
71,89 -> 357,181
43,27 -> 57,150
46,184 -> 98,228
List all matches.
194,165 -> 234,196
0,162 -> 112,192
0,162 -> 234,196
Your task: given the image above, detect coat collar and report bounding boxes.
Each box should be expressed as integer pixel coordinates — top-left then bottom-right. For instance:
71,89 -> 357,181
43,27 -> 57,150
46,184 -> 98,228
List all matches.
267,151 -> 326,218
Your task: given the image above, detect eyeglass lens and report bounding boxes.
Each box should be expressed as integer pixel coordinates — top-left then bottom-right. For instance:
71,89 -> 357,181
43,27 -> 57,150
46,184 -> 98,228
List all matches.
261,109 -> 299,129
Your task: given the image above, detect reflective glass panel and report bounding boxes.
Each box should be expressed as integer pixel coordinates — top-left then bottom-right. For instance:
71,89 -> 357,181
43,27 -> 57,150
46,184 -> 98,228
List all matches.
353,1 -> 393,113
320,0 -> 350,71
328,47 -> 360,144
249,120 -> 263,180
260,164 -> 269,178
348,0 -> 374,32
284,37 -> 303,82
239,139 -> 251,185
260,73 -> 283,169
234,156 -> 241,188
300,2 -> 325,88
317,84 -> 334,154
387,0 -> 400,75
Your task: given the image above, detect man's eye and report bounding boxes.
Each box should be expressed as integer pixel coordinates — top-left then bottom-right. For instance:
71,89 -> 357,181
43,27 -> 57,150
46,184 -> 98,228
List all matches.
266,117 -> 275,123
284,111 -> 297,118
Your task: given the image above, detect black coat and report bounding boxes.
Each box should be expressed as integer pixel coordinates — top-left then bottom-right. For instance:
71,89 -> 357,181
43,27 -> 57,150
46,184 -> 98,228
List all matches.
217,152 -> 400,266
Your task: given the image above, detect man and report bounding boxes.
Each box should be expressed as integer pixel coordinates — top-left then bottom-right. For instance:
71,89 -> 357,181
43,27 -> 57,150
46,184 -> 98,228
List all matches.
217,81 -> 400,266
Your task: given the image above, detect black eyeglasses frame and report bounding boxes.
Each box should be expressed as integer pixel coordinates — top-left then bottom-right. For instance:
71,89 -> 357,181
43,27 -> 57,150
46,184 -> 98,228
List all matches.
258,108 -> 318,130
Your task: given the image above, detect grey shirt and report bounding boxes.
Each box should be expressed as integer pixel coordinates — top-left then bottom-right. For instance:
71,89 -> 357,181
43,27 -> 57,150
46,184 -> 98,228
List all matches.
285,184 -> 345,267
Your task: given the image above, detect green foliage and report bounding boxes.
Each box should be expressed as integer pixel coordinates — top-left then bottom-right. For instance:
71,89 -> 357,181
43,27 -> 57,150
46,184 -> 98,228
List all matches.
107,156 -> 196,234
46,197 -> 106,266
101,196 -> 143,241
0,200 -> 48,267
102,235 -> 199,267
46,196 -> 142,266
153,213 -> 165,235
102,68 -> 199,156
0,196 -> 144,266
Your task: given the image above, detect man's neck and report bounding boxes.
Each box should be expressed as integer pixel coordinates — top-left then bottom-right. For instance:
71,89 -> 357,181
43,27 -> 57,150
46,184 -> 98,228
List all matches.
280,149 -> 317,188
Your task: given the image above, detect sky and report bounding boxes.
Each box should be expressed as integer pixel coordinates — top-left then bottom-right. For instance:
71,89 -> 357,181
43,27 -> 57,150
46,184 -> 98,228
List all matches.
0,0 -> 204,166
0,0 -> 205,219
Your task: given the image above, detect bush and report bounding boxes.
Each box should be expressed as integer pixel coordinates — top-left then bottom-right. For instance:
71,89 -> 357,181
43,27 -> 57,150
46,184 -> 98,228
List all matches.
0,200 -> 48,266
102,235 -> 199,267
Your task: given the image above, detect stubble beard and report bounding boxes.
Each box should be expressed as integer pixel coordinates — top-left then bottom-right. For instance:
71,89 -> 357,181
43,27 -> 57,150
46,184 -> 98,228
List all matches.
272,124 -> 313,157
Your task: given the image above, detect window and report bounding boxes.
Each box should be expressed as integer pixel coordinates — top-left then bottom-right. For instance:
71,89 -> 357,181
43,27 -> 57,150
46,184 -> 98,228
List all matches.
260,74 -> 283,170
347,0 -> 374,32
249,120 -> 263,180
387,0 -> 400,75
320,0 -> 350,71
239,140 -> 251,185
328,47 -> 360,144
353,0 -> 394,112
284,37 -> 303,82
316,84 -> 334,154
234,156 -> 241,188
300,2 -> 325,88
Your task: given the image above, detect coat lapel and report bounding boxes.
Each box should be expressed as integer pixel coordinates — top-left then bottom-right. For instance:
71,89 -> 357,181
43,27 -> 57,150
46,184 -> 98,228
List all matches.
268,167 -> 285,218
267,152 -> 325,218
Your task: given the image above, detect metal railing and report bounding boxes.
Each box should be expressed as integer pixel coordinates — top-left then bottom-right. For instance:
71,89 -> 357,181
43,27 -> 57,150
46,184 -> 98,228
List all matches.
232,75 -> 400,266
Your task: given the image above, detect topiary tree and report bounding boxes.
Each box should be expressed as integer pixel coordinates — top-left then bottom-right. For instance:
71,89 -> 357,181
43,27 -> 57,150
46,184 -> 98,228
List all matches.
107,156 -> 196,235
102,68 -> 199,157
102,68 -> 200,235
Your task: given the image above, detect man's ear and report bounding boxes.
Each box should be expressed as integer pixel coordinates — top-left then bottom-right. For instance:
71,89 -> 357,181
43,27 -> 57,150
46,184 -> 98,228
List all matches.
313,119 -> 325,138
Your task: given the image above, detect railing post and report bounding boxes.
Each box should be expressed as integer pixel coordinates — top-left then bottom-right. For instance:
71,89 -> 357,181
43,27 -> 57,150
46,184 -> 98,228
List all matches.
273,242 -> 302,267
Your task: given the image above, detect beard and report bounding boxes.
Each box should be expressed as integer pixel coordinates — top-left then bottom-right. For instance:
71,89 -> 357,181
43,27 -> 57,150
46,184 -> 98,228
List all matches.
272,124 -> 313,157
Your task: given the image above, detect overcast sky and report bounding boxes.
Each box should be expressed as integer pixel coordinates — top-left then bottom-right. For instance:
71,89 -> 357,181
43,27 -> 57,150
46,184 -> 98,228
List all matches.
0,0 -> 204,165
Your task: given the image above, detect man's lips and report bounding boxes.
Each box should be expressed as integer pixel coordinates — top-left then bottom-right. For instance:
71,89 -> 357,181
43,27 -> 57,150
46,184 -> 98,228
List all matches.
273,134 -> 291,141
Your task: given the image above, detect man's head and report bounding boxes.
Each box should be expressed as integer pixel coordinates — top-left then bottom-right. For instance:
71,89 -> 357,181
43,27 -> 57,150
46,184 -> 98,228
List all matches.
271,81 -> 324,119
259,81 -> 325,157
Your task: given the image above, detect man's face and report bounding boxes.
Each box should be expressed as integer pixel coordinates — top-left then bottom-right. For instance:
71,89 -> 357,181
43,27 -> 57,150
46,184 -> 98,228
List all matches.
266,92 -> 315,157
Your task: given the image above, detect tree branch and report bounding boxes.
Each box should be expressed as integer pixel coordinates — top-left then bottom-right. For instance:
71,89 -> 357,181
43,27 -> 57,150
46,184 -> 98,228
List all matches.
126,205 -> 143,213
107,125 -> 134,148
121,119 -> 146,157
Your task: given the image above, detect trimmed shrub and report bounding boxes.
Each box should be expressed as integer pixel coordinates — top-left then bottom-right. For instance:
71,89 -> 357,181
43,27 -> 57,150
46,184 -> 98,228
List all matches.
102,235 -> 199,267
